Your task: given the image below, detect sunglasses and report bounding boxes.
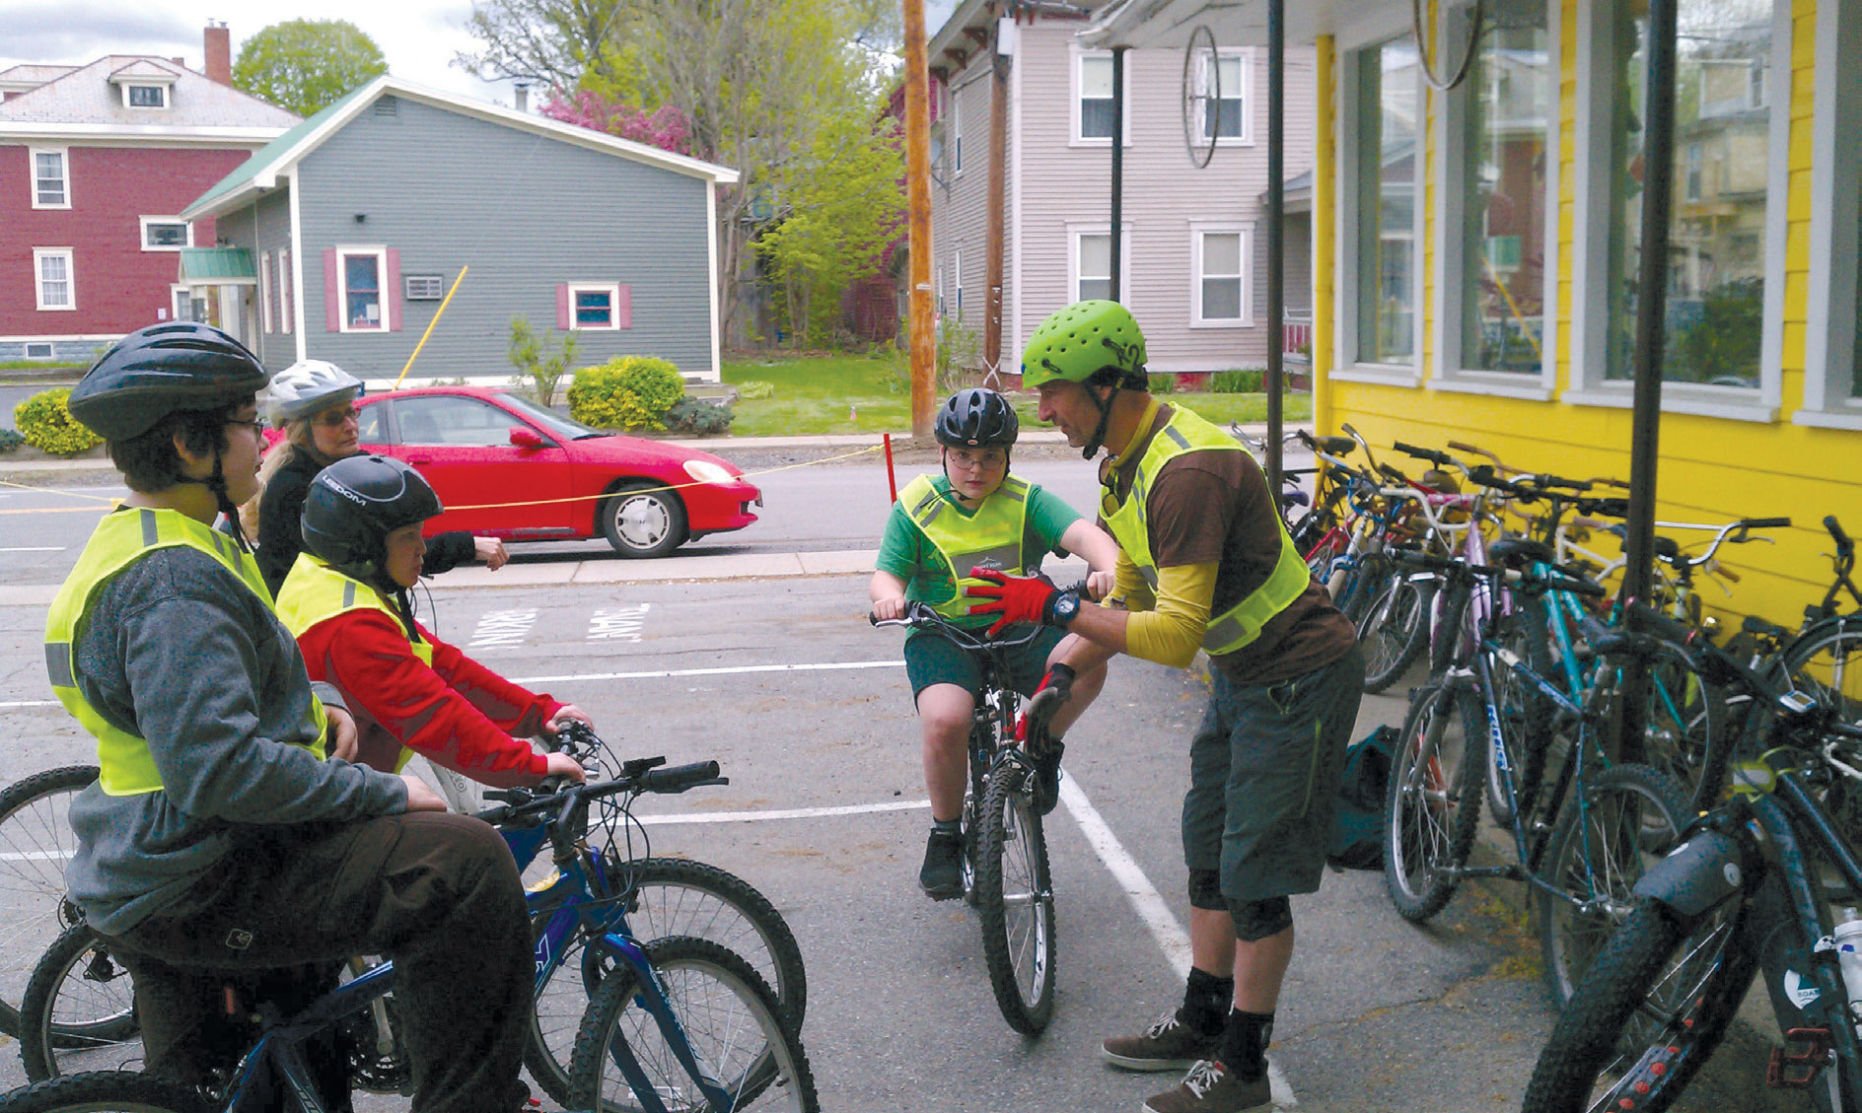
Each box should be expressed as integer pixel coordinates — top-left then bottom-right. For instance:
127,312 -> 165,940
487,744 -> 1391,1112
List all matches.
313,406 -> 362,428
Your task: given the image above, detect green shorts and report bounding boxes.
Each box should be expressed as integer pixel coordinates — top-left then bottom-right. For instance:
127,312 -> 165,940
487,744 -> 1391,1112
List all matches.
903,623 -> 1066,703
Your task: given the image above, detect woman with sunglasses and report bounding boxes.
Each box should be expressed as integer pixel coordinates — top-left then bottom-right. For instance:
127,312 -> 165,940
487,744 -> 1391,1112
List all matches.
245,360 -> 508,594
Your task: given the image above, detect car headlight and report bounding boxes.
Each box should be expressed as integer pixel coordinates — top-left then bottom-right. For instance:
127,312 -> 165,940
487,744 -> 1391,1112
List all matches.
682,460 -> 736,485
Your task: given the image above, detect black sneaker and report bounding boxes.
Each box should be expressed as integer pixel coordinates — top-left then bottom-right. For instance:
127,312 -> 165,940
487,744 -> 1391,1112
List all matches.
1032,741 -> 1065,816
918,828 -> 964,900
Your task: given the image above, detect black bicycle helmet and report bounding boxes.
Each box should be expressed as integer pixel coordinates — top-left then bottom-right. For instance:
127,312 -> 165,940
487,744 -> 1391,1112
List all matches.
69,322 -> 272,441
934,388 -> 1019,448
300,455 -> 443,578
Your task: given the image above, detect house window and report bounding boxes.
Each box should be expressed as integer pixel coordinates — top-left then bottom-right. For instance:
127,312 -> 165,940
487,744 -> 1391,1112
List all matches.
952,89 -> 963,174
1077,53 -> 1116,141
279,250 -> 293,334
1193,226 -> 1251,325
1199,52 -> 1250,142
24,342 -> 54,360
936,263 -> 945,318
1070,226 -> 1130,304
339,248 -> 388,331
259,252 -> 273,334
1353,38 -> 1421,366
125,84 -> 167,109
34,249 -> 74,311
140,217 -> 190,251
30,148 -> 68,208
1603,0 -> 1777,388
1685,143 -> 1703,202
1449,0 -> 1550,376
570,283 -> 621,329
953,250 -> 964,320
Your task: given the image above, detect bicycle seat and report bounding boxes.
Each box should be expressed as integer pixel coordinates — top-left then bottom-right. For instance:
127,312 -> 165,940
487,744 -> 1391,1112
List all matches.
1489,538 -> 1556,568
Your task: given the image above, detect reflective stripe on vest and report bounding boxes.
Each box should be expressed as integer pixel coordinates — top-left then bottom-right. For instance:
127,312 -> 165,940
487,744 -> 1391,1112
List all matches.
1101,408 -> 1313,656
897,473 -> 1033,621
275,553 -> 433,772
44,507 -> 327,796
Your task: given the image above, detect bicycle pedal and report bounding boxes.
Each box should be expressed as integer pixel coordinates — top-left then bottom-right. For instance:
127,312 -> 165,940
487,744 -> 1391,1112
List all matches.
1767,1027 -> 1833,1089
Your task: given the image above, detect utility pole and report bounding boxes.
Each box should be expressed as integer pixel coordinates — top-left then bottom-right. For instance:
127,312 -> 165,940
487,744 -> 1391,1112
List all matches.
983,14 -> 1012,382
904,0 -> 936,439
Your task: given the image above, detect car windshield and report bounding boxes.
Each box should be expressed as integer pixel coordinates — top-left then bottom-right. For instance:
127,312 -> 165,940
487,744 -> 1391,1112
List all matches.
495,392 -> 608,440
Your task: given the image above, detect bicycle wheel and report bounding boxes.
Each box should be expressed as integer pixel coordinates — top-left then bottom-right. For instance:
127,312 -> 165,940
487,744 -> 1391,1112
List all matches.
567,935 -> 819,1113
0,1070 -> 211,1113
1536,764 -> 1692,1005
1485,596 -> 1555,827
0,765 -> 99,1038
524,858 -> 808,1105
20,924 -> 141,1081
1636,644 -> 1729,813
1357,572 -> 1433,693
1334,552 -> 1392,627
1521,900 -> 1756,1113
1782,619 -> 1861,731
976,760 -> 1056,1035
1382,682 -> 1483,922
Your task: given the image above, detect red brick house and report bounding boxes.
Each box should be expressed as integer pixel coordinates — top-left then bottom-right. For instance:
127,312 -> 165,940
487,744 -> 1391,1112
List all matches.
0,27 -> 298,361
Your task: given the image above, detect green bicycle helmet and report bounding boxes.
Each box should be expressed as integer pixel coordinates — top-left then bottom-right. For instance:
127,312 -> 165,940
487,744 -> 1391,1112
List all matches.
1020,300 -> 1148,389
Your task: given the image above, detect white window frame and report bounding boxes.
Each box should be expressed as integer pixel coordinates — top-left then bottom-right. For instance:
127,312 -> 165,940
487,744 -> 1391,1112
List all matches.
1197,49 -> 1255,147
953,249 -> 964,320
567,282 -> 622,330
936,263 -> 946,319
952,85 -> 963,176
259,251 -> 274,334
335,245 -> 389,334
1334,14 -> 1426,385
1070,47 -> 1133,148
28,146 -> 69,209
23,342 -> 55,359
1068,222 -> 1132,306
121,83 -> 169,109
1566,0 -> 1792,422
1801,0 -> 1862,428
1190,223 -> 1253,327
33,248 -> 75,311
138,216 -> 191,252
1433,0 -> 1559,400
169,284 -> 190,323
279,250 -> 294,335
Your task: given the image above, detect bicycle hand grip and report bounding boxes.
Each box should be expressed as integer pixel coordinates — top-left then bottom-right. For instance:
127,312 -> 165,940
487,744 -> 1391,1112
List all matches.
1623,600 -> 1695,646
641,761 -> 724,794
1315,435 -> 1356,455
1392,440 -> 1450,466
1742,517 -> 1791,530
1825,515 -> 1853,554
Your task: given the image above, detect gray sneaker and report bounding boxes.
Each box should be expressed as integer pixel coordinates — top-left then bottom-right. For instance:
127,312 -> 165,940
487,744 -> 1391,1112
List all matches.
1143,1060 -> 1273,1113
1102,1010 -> 1223,1072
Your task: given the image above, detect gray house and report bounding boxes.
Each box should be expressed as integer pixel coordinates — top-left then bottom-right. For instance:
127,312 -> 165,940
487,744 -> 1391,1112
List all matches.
179,75 -> 739,382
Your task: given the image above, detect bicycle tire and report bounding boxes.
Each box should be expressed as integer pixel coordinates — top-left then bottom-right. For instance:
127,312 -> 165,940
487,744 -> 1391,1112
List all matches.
1358,573 -> 1433,693
523,857 -> 809,1105
976,761 -> 1057,1035
1334,552 -> 1391,627
1536,764 -> 1693,1005
566,935 -> 818,1113
20,923 -> 141,1082
1382,682 -> 1483,922
1485,596 -> 1555,827
1428,577 -> 1474,678
0,1070 -> 212,1113
0,765 -> 100,1039
1780,618 -> 1861,733
1521,900 -> 1756,1113
1635,643 -> 1730,814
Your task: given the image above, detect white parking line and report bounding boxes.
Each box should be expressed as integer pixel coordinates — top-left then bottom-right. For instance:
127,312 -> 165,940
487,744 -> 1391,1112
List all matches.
0,547 -> 63,552
629,800 -> 929,825
511,660 -> 901,684
1056,774 -> 1193,979
0,700 -> 55,709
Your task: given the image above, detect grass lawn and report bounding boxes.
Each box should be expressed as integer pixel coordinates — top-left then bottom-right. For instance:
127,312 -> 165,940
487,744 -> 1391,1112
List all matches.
720,352 -> 1311,437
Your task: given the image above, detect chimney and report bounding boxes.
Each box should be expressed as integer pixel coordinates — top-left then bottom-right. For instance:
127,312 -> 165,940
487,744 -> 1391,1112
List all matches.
514,82 -> 529,113
204,22 -> 232,86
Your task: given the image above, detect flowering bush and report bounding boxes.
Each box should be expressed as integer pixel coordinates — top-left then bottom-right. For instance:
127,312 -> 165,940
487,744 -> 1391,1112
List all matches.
14,388 -> 103,456
539,92 -> 691,154
568,357 -> 685,431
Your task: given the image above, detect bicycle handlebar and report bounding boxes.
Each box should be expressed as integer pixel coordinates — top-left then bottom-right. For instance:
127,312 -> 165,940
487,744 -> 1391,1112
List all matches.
1393,440 -> 1455,469
1386,546 -> 1607,597
1828,515 -> 1855,558
870,600 -> 1056,652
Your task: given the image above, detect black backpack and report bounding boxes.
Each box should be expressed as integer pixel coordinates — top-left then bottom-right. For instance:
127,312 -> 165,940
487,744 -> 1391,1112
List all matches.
1327,725 -> 1396,871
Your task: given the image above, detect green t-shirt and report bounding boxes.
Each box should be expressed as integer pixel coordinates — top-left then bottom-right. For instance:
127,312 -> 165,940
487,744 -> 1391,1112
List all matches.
875,474 -> 1083,627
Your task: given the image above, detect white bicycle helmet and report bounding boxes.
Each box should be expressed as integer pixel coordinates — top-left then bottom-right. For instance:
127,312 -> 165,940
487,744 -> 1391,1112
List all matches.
264,359 -> 363,423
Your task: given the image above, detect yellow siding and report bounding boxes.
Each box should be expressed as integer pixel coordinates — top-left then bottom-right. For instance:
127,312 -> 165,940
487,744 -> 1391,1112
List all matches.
1323,0 -> 1859,631
1314,36 -> 1337,433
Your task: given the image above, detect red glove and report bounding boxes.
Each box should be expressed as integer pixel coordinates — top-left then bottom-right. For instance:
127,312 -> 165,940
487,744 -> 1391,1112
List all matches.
1015,664 -> 1076,742
965,568 -> 1058,636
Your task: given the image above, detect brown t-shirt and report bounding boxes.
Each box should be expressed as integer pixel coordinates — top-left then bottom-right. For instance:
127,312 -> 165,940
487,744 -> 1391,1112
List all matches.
1101,403 -> 1356,686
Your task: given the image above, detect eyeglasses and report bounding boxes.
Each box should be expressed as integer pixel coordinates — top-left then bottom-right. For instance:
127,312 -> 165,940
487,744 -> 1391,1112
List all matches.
226,417 -> 266,436
313,407 -> 361,428
948,450 -> 1008,472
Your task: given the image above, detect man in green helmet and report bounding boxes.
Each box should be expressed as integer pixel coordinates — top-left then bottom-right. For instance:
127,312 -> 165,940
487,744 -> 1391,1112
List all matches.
965,300 -> 1365,1113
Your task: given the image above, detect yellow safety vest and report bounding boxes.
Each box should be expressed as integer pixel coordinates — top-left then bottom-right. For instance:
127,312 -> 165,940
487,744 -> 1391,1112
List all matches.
897,473 -> 1035,621
45,507 -> 328,796
274,553 -> 433,772
1102,407 -> 1312,656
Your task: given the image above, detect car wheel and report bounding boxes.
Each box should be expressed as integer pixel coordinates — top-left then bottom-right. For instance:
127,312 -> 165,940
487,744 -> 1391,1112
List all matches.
600,482 -> 688,558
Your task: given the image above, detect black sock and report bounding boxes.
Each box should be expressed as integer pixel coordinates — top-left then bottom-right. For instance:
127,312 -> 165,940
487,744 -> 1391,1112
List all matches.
1178,967 -> 1233,1037
931,818 -> 960,835
1221,1009 -> 1274,1080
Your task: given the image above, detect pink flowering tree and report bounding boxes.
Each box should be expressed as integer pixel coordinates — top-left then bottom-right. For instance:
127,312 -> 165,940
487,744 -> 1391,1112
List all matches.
539,91 -> 691,155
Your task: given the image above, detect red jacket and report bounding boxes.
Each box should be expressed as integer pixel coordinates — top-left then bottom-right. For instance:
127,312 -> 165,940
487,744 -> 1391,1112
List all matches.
295,609 -> 561,787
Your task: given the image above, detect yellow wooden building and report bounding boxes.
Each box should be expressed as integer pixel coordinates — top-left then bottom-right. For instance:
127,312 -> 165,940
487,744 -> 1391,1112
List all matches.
1087,0 -> 1860,628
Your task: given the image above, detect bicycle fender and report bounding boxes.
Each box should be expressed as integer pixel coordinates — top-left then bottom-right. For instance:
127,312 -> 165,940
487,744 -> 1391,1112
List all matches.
1632,829 -> 1752,920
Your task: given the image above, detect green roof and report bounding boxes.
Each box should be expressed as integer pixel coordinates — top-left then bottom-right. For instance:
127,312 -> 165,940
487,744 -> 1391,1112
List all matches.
178,247 -> 256,281
186,80 -> 379,214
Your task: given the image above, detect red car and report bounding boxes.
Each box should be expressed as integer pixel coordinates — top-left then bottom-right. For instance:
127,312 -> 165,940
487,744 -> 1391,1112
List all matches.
350,386 -> 761,557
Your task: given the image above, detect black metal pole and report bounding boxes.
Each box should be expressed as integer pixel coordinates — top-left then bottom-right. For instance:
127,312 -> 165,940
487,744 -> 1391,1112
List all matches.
1265,0 -> 1285,496
1110,45 -> 1126,299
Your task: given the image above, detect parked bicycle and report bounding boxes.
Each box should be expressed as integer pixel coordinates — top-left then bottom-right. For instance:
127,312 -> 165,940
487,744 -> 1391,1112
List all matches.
0,766 -> 96,1039
871,603 -> 1065,1035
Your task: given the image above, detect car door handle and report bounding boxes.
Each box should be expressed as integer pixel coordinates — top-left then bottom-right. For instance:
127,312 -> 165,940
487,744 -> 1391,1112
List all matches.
407,456 -> 433,464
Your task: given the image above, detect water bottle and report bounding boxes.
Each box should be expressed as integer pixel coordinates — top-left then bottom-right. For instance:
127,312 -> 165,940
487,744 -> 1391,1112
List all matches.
1833,912 -> 1862,1032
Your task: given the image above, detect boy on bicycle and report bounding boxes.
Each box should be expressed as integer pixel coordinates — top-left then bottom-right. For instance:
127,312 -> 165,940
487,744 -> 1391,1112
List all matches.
45,323 -> 534,1113
276,453 -> 589,788
868,387 -> 1118,899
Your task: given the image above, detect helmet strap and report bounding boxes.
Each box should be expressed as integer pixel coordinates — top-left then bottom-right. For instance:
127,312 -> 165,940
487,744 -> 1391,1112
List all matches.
173,449 -> 252,552
1082,382 -> 1120,459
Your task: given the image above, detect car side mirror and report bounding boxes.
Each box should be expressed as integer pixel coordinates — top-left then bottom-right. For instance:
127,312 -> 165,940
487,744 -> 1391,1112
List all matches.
509,426 -> 548,450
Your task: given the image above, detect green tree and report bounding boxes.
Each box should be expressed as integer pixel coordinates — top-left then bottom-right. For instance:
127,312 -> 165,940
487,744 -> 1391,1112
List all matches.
233,20 -> 388,117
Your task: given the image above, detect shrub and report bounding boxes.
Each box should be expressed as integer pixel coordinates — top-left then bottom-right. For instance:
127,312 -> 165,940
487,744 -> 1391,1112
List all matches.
665,397 -> 735,435
0,427 -> 23,453
14,388 -> 103,456
1213,369 -> 1265,393
508,317 -> 580,408
735,380 -> 776,401
568,356 -> 685,431
1146,371 -> 1177,394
